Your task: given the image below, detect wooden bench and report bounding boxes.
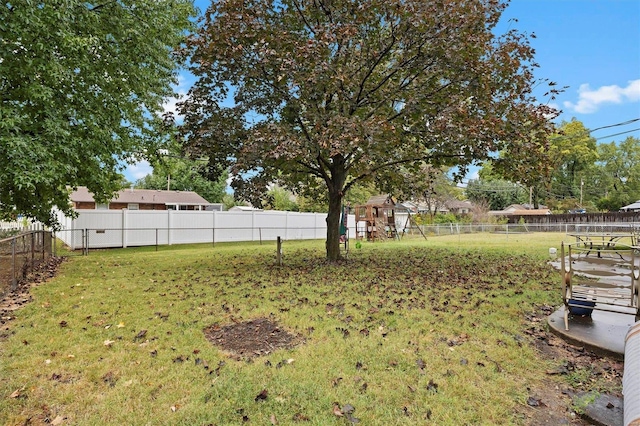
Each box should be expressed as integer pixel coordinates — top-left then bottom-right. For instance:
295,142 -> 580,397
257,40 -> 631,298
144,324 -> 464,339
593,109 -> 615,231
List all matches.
560,241 -> 640,330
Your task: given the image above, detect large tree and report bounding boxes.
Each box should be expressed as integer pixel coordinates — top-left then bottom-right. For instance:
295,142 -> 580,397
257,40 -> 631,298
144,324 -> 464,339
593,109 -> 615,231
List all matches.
180,0 -> 556,260
0,1 -> 195,226
592,136 -> 640,211
547,118 -> 598,202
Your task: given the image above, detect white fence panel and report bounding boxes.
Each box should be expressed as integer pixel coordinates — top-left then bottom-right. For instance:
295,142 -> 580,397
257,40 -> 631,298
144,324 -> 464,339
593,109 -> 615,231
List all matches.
285,212 -> 313,240
125,211 -> 170,246
254,211 -> 289,241
213,212 -> 254,243
53,209 -> 356,249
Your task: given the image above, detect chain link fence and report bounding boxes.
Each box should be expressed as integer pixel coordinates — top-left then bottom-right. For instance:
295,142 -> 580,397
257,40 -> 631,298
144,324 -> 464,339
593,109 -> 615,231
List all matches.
0,230 -> 53,297
403,222 -> 640,237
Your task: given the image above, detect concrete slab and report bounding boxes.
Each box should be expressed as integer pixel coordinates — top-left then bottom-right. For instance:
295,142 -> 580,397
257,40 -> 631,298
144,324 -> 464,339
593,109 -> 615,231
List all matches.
547,307 -> 636,359
573,392 -> 623,426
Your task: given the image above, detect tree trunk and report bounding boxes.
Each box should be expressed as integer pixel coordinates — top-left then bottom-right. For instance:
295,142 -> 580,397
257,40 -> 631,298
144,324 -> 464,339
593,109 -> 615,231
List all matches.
326,188 -> 344,262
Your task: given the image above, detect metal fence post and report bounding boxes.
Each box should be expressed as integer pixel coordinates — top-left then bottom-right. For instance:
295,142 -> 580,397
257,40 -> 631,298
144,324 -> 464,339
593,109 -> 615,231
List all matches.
30,232 -> 35,274
11,238 -> 17,292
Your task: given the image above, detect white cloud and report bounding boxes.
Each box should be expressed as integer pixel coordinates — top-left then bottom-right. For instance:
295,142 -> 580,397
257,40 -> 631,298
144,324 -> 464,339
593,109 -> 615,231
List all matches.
125,160 -> 153,182
563,79 -> 640,114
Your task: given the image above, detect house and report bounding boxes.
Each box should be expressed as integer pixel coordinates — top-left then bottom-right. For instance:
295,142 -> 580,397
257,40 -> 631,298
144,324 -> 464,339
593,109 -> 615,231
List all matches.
489,203 -> 550,216
620,201 -> 640,212
228,206 -> 263,212
69,186 -> 220,211
445,200 -> 475,215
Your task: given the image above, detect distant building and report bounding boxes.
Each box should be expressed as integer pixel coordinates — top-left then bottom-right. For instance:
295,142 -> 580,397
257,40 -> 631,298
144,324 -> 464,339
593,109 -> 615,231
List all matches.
489,203 -> 550,216
228,206 -> 263,212
445,200 -> 475,215
620,201 -> 640,212
69,186 -> 221,211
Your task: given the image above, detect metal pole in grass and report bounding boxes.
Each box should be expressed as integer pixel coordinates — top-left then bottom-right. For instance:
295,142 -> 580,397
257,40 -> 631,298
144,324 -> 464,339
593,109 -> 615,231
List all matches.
11,237 -> 17,292
212,228 -> 215,247
30,232 -> 34,274
259,228 -> 262,245
276,236 -> 282,266
155,228 -> 159,252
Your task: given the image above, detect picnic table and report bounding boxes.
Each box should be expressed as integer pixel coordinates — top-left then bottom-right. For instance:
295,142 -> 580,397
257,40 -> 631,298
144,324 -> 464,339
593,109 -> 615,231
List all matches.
567,232 -> 638,258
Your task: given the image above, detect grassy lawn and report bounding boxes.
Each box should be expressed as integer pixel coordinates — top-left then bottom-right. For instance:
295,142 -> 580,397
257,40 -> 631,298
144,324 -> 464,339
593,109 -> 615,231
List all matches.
1,233 -> 569,425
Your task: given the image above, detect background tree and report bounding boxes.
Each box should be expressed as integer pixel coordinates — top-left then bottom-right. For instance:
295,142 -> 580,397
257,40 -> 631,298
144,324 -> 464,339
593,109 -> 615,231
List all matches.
0,1 -> 194,226
592,136 -> 640,211
394,165 -> 462,219
465,163 -> 528,210
135,149 -> 228,204
180,0 -> 557,260
264,186 -> 300,211
297,181 -> 378,213
547,118 -> 598,203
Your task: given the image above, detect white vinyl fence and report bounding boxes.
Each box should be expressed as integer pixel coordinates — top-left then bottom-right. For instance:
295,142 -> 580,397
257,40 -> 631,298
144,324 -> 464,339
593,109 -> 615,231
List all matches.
55,209 -> 356,250
0,221 -> 44,232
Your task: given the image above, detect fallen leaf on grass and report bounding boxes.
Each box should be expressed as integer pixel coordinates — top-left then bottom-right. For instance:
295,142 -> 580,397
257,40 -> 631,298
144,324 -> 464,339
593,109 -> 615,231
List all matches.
526,396 -> 545,407
116,322 -> 125,328
333,404 -> 344,417
270,414 -> 278,425
51,415 -> 64,425
103,340 -> 115,347
9,388 -> 23,398
254,389 -> 268,402
292,412 -> 309,421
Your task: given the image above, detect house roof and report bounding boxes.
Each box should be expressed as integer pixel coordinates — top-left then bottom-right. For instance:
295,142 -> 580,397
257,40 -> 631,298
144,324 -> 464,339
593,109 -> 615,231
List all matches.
70,186 -> 211,205
228,206 -> 262,211
510,209 -> 551,216
488,208 -> 551,216
620,201 -> 640,211
446,200 -> 474,209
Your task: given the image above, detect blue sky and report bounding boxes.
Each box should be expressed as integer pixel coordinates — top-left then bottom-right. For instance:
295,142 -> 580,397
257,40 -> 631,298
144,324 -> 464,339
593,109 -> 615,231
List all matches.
124,0 -> 640,183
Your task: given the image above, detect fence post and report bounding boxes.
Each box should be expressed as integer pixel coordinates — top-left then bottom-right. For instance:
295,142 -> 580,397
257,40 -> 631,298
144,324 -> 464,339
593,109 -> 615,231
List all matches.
167,210 -> 172,246
30,232 -> 35,274
156,228 -> 159,252
11,238 -> 17,292
276,236 -> 282,266
122,209 -> 127,249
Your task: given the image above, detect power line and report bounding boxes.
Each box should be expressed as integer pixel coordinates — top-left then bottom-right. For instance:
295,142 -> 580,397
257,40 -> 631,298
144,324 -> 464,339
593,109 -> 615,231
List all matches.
590,118 -> 640,132
593,127 -> 640,141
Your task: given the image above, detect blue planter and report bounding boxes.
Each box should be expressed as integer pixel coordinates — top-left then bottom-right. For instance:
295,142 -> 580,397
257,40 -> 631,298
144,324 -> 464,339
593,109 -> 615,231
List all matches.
568,299 -> 595,316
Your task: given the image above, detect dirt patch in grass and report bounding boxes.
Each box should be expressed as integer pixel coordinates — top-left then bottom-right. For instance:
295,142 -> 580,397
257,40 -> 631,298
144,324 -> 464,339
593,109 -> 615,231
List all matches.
203,317 -> 304,360
0,256 -> 64,340
518,304 -> 623,425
